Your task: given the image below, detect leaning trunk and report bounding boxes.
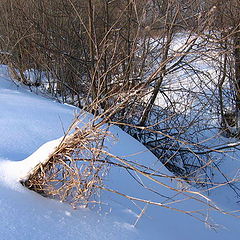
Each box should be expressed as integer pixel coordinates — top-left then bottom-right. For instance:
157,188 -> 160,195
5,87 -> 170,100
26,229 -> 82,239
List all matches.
234,28 -> 240,110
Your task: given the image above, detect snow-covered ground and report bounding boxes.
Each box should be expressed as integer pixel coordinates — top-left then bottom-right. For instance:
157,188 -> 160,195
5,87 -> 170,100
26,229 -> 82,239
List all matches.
0,64 -> 240,240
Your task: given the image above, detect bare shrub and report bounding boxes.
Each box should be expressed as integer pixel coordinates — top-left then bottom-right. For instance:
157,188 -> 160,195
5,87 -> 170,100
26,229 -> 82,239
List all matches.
20,114 -> 240,225
2,0 -> 240,224
5,0 -> 237,189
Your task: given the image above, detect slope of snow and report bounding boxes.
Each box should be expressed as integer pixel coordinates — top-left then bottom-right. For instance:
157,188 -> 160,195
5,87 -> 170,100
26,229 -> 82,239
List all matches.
0,166 -> 139,240
0,65 -> 141,240
0,64 -> 240,240
0,65 -> 75,161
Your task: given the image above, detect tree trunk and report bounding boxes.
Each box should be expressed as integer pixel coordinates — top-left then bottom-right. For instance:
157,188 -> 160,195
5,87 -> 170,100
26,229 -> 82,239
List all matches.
234,28 -> 240,110
139,28 -> 172,126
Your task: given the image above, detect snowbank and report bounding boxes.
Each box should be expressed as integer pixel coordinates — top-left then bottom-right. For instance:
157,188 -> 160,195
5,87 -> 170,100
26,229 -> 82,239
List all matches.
1,64 -> 240,240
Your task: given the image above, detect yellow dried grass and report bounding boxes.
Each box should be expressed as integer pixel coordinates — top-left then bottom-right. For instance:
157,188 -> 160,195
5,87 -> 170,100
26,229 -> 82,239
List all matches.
22,116 -> 111,208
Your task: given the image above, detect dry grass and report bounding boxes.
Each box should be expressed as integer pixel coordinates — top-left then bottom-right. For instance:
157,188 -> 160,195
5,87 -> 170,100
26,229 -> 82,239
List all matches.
21,116 -> 111,208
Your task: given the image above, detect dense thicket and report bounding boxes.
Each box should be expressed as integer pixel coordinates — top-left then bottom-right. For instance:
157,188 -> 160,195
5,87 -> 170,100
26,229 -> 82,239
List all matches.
0,0 -> 240,188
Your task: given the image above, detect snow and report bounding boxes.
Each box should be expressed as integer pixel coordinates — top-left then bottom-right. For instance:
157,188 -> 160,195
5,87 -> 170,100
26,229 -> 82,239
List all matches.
0,64 -> 240,239
0,174 -> 139,240
0,137 -> 63,184
0,66 -> 75,161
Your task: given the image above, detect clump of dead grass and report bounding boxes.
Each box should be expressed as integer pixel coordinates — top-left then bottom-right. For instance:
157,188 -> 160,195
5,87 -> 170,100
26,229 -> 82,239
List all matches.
21,116 -> 111,208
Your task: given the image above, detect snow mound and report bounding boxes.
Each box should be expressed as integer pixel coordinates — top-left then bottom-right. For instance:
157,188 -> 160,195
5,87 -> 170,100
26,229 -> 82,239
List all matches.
1,64 -> 240,240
